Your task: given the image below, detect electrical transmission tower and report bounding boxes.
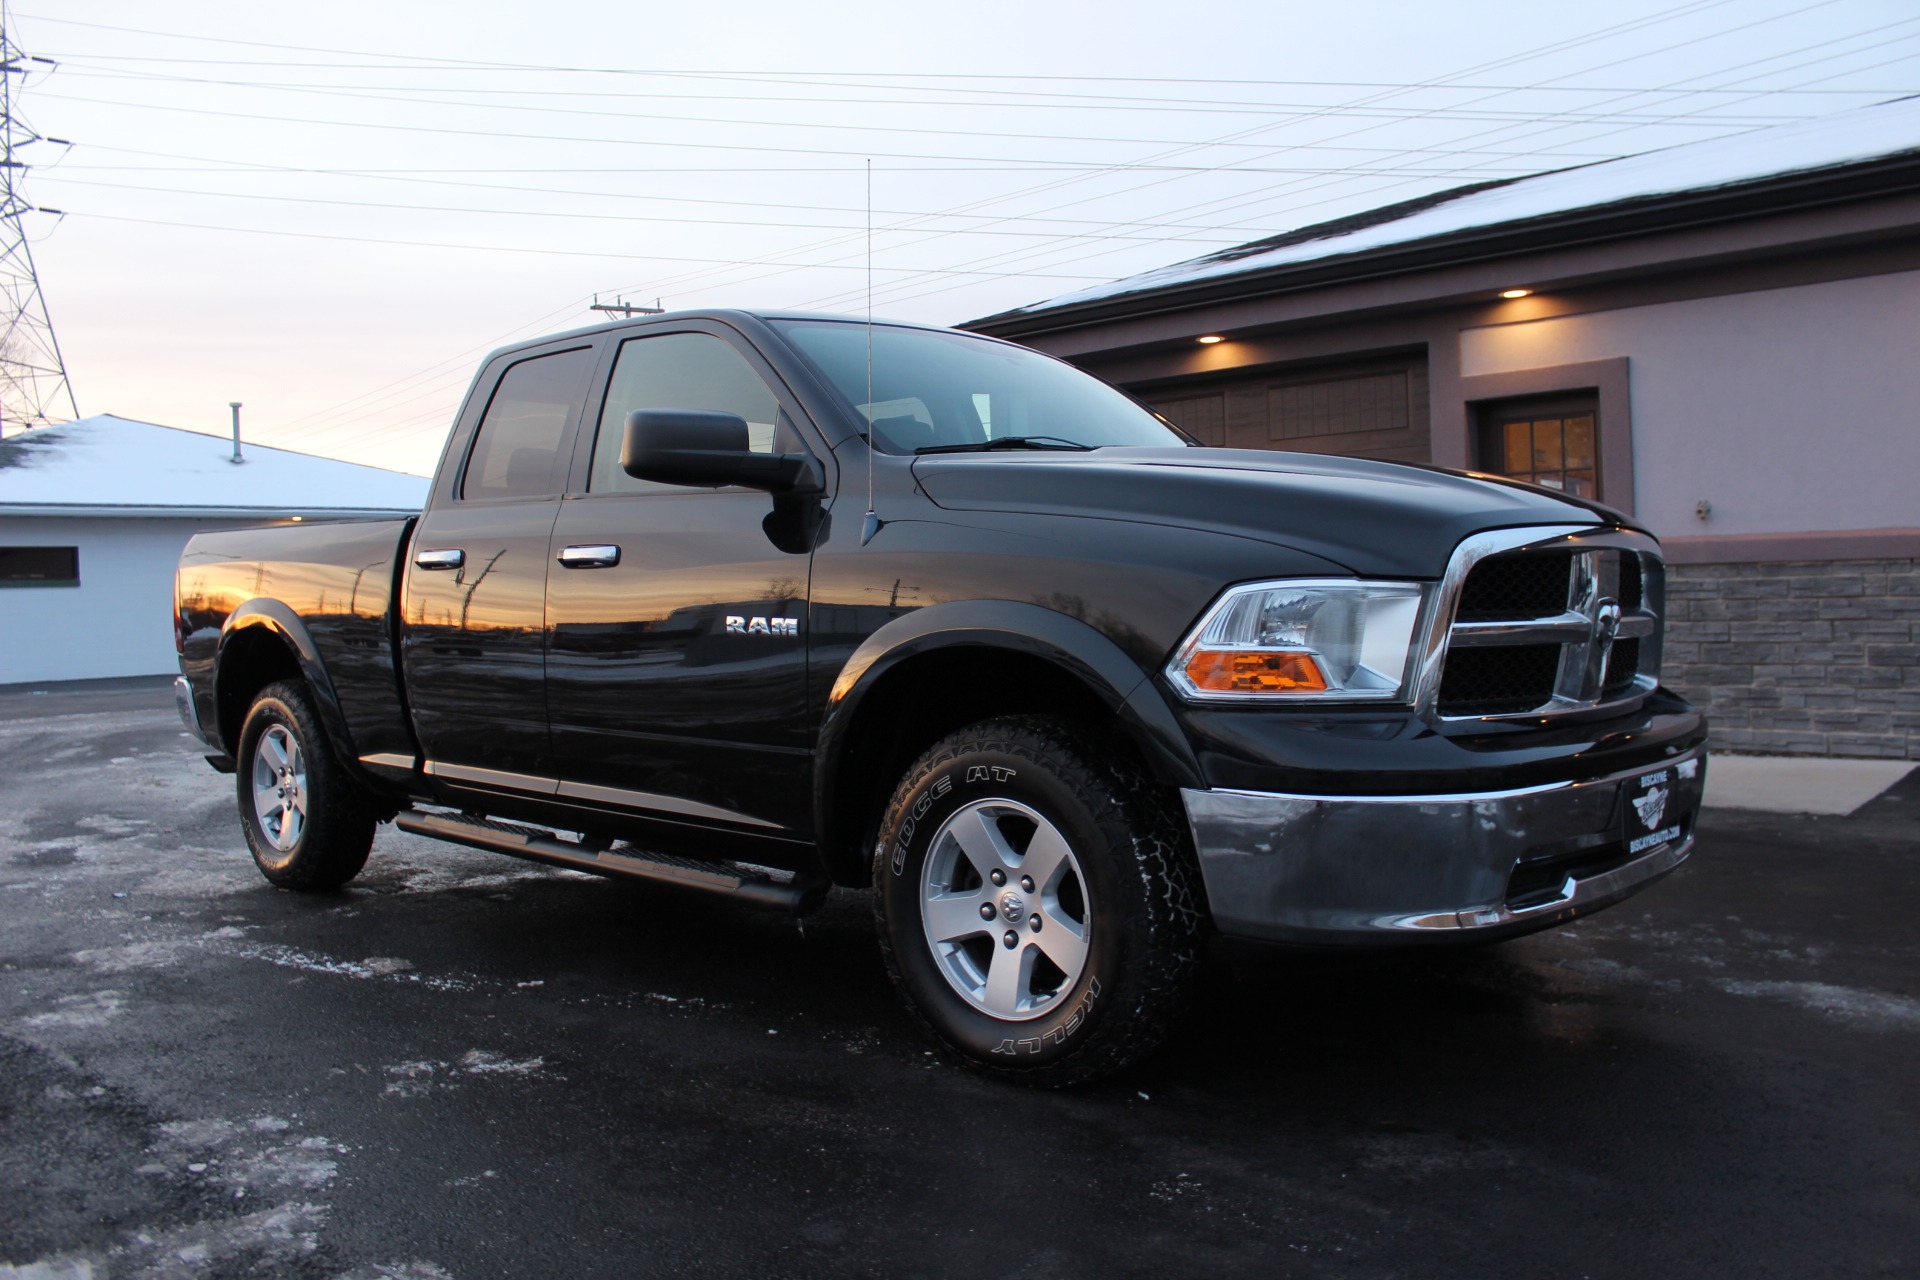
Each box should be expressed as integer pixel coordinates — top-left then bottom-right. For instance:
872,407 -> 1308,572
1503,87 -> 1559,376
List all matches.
0,1 -> 76,436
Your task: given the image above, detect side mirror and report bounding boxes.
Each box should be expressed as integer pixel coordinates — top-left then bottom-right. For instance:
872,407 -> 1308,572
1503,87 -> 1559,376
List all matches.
620,410 -> 822,494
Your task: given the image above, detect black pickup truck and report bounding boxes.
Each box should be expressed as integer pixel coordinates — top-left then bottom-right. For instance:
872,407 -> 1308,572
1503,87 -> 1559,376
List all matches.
175,309 -> 1706,1083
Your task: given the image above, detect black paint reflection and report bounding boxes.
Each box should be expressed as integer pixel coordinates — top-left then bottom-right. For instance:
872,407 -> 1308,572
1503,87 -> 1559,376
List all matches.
545,490 -> 812,833
175,519 -> 416,766
400,498 -> 561,778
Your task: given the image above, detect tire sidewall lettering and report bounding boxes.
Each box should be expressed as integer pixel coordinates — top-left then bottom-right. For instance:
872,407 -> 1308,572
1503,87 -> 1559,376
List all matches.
878,748 -> 1112,1062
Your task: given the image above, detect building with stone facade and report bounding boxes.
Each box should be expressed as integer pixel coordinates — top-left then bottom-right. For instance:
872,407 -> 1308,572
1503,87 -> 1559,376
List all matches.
966,98 -> 1920,760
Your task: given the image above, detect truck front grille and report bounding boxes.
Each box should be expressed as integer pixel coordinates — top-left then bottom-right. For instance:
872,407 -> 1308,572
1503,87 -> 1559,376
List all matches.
1433,534 -> 1663,721
1437,644 -> 1564,716
1454,551 -> 1575,621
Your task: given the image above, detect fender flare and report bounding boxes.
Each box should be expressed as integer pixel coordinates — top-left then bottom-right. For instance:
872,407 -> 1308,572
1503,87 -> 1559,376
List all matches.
814,600 -> 1204,872
214,600 -> 361,774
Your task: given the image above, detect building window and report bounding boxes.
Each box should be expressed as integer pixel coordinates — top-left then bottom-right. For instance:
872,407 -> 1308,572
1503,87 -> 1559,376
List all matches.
1477,394 -> 1599,499
0,546 -> 80,587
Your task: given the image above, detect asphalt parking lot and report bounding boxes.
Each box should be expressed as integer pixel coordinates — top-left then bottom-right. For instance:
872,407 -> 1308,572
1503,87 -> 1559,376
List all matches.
2,679 -> 1915,1279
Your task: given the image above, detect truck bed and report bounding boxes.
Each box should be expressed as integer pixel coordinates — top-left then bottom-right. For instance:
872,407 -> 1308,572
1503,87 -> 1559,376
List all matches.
176,517 -> 417,770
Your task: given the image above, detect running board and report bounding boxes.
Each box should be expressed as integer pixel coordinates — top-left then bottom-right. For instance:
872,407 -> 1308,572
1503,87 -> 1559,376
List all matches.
393,810 -> 827,915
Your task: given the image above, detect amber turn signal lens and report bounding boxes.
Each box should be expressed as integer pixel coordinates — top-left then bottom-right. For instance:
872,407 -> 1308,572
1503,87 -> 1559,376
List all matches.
1183,650 -> 1328,693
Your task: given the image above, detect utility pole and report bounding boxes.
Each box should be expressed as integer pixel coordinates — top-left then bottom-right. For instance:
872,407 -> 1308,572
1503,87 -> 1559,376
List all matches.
589,294 -> 664,318
0,0 -> 76,438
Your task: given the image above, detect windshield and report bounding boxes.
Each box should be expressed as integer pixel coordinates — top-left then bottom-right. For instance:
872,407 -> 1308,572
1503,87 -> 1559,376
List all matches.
771,320 -> 1191,454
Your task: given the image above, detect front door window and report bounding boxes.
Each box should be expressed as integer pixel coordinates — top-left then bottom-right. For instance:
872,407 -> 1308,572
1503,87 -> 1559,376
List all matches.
588,332 -> 784,494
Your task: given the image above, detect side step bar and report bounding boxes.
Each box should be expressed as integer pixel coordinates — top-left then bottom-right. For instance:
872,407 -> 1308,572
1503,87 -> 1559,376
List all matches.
393,810 -> 828,915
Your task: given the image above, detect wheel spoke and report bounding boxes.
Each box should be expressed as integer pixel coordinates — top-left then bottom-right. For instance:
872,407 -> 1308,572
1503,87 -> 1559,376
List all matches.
280,805 -> 304,846
947,806 -> 1014,879
1033,913 -> 1089,976
253,786 -> 283,823
924,893 -> 992,945
1018,822 -> 1075,892
261,731 -> 289,771
984,940 -> 1035,1015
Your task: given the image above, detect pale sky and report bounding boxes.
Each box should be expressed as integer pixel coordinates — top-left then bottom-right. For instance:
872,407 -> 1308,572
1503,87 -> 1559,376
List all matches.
16,0 -> 1920,474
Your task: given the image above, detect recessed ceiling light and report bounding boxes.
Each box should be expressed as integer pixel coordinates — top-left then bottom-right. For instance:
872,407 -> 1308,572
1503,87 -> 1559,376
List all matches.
1500,288 -> 1533,299
1197,334 -> 1225,344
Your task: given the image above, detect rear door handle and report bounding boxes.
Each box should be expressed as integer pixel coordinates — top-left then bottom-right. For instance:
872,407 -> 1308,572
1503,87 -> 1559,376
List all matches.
414,548 -> 465,570
557,544 -> 622,569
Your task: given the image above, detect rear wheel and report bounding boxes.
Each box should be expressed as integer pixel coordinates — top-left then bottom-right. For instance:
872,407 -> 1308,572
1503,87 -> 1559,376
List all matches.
236,680 -> 375,891
873,716 -> 1205,1085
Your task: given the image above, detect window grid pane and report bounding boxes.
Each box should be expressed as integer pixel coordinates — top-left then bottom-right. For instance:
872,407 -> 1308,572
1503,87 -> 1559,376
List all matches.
1487,411 -> 1597,499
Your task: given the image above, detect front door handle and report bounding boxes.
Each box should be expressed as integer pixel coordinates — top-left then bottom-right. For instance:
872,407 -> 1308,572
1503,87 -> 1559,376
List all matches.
557,544 -> 622,569
414,548 -> 465,570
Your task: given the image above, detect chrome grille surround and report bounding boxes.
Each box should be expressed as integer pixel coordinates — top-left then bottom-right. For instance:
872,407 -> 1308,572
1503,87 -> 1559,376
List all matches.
1411,524 -> 1666,722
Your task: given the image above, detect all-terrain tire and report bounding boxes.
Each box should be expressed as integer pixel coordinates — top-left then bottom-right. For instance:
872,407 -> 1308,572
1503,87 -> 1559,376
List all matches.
235,680 -> 375,891
872,715 -> 1206,1085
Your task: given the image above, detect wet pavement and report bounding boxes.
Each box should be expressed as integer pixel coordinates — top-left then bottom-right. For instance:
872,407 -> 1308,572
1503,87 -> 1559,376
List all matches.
1,678 -> 1915,1279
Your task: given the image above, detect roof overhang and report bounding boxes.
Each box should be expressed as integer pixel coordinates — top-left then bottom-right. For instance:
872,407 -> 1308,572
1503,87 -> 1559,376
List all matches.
965,152 -> 1920,343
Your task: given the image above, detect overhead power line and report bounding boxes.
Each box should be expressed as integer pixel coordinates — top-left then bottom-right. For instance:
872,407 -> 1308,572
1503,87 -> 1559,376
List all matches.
61,209 -> 1124,279
48,63 -> 1827,129
791,0 -> 1909,311
820,2 -> 1920,312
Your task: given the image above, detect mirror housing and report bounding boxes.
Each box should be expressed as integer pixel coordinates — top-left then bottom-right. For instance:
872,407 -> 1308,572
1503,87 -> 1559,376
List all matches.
620,410 -> 822,493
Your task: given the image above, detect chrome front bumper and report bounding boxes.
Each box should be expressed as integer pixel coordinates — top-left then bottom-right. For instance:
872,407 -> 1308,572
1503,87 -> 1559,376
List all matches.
1181,750 -> 1704,944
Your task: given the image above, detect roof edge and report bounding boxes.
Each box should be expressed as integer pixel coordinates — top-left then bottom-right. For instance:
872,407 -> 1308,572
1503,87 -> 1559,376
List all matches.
964,150 -> 1920,339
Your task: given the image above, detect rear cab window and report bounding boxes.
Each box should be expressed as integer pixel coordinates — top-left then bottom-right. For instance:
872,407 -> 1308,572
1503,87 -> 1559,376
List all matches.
461,347 -> 596,501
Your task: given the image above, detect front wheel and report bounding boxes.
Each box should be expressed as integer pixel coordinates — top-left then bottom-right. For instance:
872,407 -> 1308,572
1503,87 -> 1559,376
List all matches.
873,716 -> 1205,1085
236,680 -> 375,891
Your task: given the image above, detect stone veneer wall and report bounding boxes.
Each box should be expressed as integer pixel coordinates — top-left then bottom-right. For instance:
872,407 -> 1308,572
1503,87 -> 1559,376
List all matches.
1662,557 -> 1920,759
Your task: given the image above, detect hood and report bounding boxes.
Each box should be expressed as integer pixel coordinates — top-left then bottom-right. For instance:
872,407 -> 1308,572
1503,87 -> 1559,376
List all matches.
911,447 -> 1636,579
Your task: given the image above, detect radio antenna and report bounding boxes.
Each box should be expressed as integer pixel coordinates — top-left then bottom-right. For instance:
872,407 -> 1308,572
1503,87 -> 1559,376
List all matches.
860,157 -> 881,545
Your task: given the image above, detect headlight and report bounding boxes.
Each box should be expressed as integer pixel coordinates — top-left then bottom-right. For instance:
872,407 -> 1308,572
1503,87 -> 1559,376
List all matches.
1166,579 -> 1426,702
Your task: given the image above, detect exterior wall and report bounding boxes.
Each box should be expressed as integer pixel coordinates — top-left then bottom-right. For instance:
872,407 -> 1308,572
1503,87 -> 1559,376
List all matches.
1664,557 -> 1920,759
1459,269 -> 1920,542
0,516 -> 260,684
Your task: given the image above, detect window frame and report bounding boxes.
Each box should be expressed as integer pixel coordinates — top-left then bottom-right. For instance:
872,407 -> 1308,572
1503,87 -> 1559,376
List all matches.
423,337 -> 599,510
0,545 -> 80,588
561,319 -> 827,500
1474,392 -> 1602,501
1459,357 -> 1634,514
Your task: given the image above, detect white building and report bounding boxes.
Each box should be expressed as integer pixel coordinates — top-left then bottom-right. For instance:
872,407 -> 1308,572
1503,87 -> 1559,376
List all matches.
0,415 -> 427,684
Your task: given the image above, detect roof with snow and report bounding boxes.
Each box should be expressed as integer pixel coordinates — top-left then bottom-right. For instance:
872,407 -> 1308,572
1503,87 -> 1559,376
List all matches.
0,415 -> 428,518
972,96 -> 1920,327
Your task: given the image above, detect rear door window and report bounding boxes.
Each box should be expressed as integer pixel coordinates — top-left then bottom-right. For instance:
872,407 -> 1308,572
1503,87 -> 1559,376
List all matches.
462,347 -> 594,501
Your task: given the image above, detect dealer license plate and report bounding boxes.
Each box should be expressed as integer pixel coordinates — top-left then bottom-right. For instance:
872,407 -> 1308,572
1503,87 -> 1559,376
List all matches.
1625,767 -> 1683,855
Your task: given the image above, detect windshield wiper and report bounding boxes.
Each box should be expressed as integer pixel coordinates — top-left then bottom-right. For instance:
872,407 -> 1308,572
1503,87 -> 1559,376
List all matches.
914,436 -> 1094,455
